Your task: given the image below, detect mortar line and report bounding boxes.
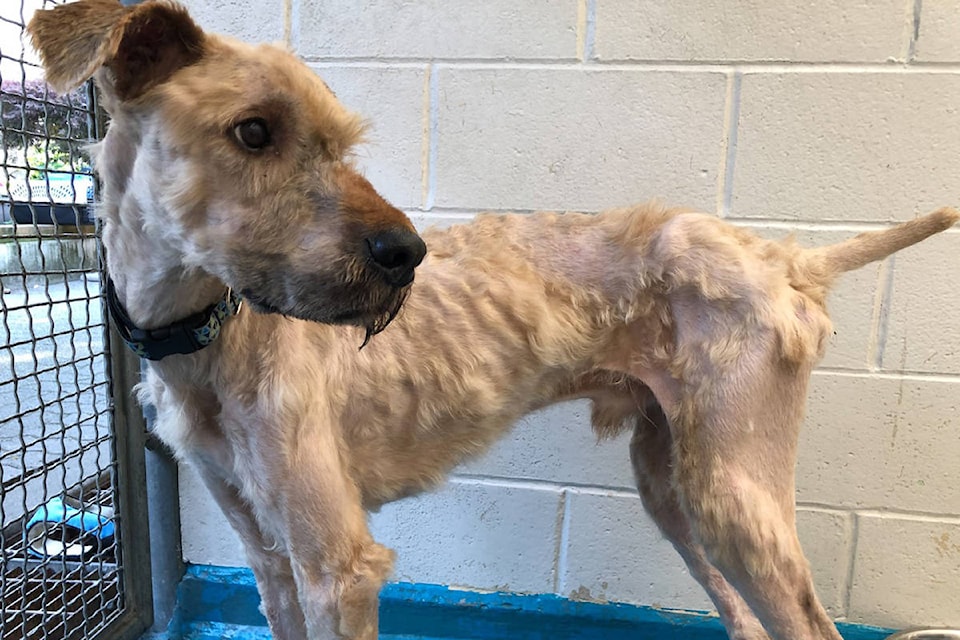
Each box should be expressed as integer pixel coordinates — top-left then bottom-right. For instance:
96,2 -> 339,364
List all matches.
405,211 -> 477,226
907,0 -> 923,61
795,503 -> 854,515
850,509 -> 960,523
717,72 -> 742,218
812,366 -> 960,383
726,218 -> 960,233
451,474 -> 636,496
420,65 -> 432,208
423,64 -> 440,211
553,491 -> 573,593
794,502 -> 960,520
299,58 -> 960,73
310,61 -> 444,70
868,255 -> 897,369
841,512 -> 860,616
285,0 -> 297,51
447,477 -> 960,519
411,207 -> 960,232
419,68 -> 430,206
583,0 -> 597,63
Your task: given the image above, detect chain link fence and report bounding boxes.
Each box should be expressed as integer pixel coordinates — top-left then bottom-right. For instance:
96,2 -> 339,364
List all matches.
2,2 -> 151,639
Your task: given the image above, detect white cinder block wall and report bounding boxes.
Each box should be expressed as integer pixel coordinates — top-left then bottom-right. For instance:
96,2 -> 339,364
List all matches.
175,0 -> 960,628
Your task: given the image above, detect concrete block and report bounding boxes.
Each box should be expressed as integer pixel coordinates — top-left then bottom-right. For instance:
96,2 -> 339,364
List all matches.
311,65 -> 426,209
455,400 -> 636,490
179,464 -> 247,567
796,508 -> 854,617
733,73 -> 960,222
369,480 -> 562,593
435,67 -> 727,212
849,514 -> 960,627
881,231 -> 960,375
797,373 -> 960,514
559,490 -> 714,611
296,0 -> 578,60
180,0 -> 286,43
915,1 -> 960,62
559,494 -> 852,615
594,0 -> 907,62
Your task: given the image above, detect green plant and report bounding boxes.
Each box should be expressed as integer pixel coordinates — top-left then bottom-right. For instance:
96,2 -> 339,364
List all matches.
1,79 -> 93,175
25,142 -> 89,179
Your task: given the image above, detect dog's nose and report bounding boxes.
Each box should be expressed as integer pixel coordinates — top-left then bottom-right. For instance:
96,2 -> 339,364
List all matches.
367,229 -> 427,287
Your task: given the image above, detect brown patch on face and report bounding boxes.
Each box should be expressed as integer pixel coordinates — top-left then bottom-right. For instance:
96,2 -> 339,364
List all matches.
334,167 -> 416,233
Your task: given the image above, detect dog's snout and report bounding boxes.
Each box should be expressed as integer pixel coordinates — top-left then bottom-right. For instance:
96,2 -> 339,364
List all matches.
367,229 -> 427,287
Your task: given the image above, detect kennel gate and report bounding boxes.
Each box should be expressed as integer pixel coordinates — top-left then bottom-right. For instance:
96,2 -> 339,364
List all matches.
1,1 -> 153,639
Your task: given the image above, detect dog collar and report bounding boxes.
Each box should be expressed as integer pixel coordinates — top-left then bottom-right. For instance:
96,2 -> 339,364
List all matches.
106,277 -> 242,361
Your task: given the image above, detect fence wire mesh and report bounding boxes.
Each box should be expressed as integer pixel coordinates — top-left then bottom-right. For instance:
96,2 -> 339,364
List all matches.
1,2 -> 132,640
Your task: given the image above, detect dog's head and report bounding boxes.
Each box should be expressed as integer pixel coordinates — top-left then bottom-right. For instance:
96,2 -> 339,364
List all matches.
28,0 -> 425,337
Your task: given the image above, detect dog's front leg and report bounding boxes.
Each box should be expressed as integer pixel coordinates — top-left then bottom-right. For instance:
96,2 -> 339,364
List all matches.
190,461 -> 308,639
282,431 -> 394,640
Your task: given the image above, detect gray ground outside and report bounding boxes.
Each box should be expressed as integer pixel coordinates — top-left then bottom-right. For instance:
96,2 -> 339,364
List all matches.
1,236 -> 112,540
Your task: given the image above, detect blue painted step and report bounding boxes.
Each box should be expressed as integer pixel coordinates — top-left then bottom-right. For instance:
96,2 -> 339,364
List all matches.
155,564 -> 894,640
177,624 -> 457,640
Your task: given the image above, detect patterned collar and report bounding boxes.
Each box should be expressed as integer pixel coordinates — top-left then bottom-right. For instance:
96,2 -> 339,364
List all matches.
106,277 -> 242,361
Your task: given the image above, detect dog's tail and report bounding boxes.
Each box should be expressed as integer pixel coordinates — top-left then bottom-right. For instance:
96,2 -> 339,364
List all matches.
807,207 -> 959,277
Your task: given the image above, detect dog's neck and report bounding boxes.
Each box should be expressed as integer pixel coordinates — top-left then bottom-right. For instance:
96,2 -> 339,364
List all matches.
103,222 -> 228,330
99,191 -> 228,330
95,118 -> 229,330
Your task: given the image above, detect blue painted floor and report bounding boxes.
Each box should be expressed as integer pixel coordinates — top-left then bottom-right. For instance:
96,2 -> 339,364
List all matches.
150,565 -> 895,640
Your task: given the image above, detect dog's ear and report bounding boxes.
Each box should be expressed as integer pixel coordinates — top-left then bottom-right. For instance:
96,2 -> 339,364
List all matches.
28,0 -> 204,101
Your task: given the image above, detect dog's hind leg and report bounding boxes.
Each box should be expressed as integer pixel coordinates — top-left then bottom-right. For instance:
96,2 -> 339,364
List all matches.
655,330 -> 841,639
630,402 -> 770,640
191,463 -> 308,640
670,400 -> 839,639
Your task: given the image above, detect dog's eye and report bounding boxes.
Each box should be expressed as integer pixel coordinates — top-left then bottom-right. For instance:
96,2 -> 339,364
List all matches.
234,118 -> 271,151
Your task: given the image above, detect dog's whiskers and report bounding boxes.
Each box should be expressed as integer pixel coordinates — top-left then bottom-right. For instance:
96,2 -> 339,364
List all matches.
360,287 -> 409,349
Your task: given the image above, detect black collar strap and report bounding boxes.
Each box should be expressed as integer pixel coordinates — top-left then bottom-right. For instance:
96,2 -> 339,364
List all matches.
106,277 -> 242,361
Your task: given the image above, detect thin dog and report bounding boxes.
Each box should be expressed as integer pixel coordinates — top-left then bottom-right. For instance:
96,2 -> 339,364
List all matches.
28,2 -> 959,639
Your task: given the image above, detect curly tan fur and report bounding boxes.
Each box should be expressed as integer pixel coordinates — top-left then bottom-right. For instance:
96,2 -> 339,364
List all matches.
28,2 -> 960,640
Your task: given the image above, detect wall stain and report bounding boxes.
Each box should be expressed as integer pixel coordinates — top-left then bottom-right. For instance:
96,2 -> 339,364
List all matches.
933,532 -> 960,558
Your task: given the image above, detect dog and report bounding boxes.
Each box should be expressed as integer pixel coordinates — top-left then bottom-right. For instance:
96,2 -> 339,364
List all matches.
28,2 -> 959,639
